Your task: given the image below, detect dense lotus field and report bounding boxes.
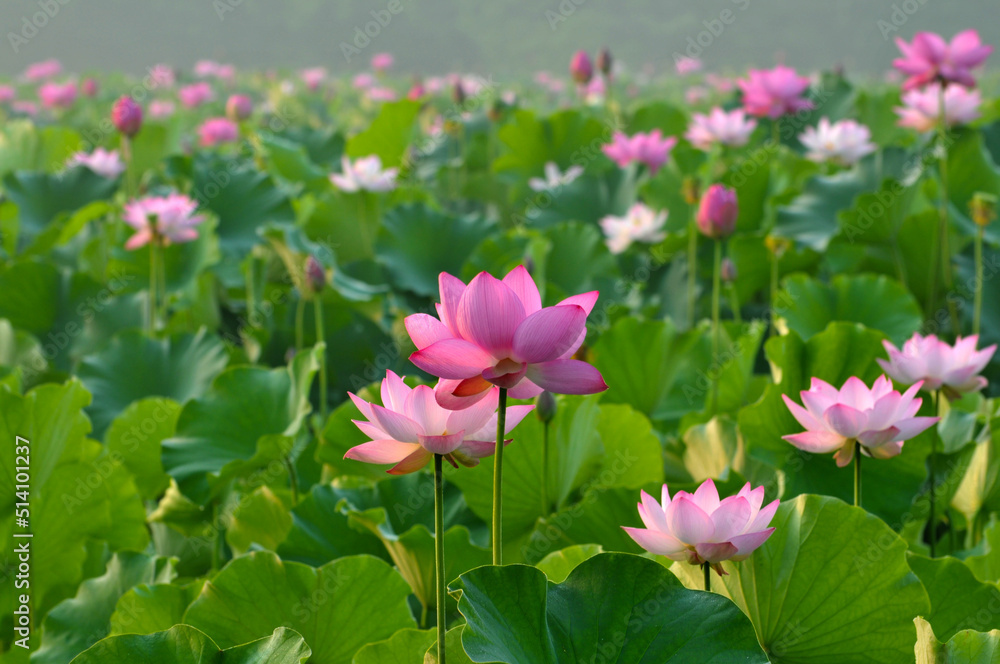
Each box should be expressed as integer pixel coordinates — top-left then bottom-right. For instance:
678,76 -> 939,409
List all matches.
2,33 -> 1000,664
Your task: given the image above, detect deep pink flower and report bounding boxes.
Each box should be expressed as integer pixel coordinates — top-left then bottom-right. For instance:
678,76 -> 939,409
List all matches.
300,67 -> 327,91
38,82 -> 77,109
112,96 -> 143,137
81,78 -> 99,97
738,66 -> 813,119
405,266 -> 607,409
696,184 -> 738,238
893,30 -> 993,90
407,82 -> 427,100
602,130 -> 677,175
371,53 -> 394,72
178,82 -> 214,108
570,50 -> 594,84
623,479 -> 778,575
198,118 -> 239,147
878,334 -> 996,400
123,194 -> 205,250
225,94 -> 253,121
895,83 -> 981,131
782,376 -> 938,467
23,59 -> 61,82
0,86 -> 15,104
344,371 -> 534,474
686,107 -> 757,150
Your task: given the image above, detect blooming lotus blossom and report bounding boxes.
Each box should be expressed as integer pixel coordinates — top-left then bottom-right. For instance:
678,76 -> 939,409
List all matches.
12,101 -> 38,116
149,64 -> 175,89
893,30 -> 993,90
706,73 -> 734,93
528,162 -> 584,191
353,73 -> 375,90
582,76 -> 606,105
602,130 -> 678,175
178,82 -> 214,108
407,82 -> 427,100
799,117 -> 876,166
300,67 -> 327,91
81,78 -> 99,97
404,265 -> 607,409
123,193 -> 205,250
686,107 -> 757,150
330,155 -> 399,193
782,375 -> 938,467
198,118 -> 239,147
344,371 -> 534,474
149,100 -> 176,119
623,479 -> 778,575
367,86 -> 397,102
738,66 -> 813,118
570,50 -> 594,84
193,60 -> 234,82
0,86 -> 15,104
697,184 -> 738,238
226,94 -> 253,121
38,82 -> 77,109
67,148 -> 125,179
23,59 -> 62,81
685,86 -> 709,105
371,53 -> 394,72
600,203 -> 668,254
675,56 -> 703,76
112,96 -> 143,136
878,334 -> 996,400
895,82 -> 981,131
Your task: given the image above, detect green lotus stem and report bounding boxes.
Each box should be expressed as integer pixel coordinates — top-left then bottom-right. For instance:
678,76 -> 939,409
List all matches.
434,453 -> 447,664
727,283 -> 742,324
854,441 -> 861,508
929,389 -> 942,557
148,242 -> 159,333
711,239 -> 722,415
314,297 -> 328,422
703,561 -> 711,592
158,244 -> 167,327
974,225 -> 984,336
936,86 -> 958,336
295,296 -> 305,351
121,135 -> 136,199
541,420 -> 550,515
492,387 -> 508,565
358,193 -> 373,256
284,454 -> 299,505
686,220 -> 698,327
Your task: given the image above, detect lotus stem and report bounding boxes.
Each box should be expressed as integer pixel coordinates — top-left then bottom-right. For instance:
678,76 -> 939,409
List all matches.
284,454 -> 299,505
148,242 -> 159,333
492,387 -> 508,565
703,561 -> 711,592
541,420 -> 550,515
929,389 -> 942,557
314,297 -> 328,422
854,441 -> 861,508
434,453 -> 447,664
687,220 -> 698,326
711,239 -> 722,414
974,225 -> 984,336
769,246 -> 779,338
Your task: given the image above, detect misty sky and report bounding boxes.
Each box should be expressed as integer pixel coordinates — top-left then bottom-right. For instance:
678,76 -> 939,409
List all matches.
2,0 -> 997,79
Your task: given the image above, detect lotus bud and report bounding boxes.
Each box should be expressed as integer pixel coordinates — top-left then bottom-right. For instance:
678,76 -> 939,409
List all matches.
970,192 -> 997,228
765,234 -> 791,256
536,391 -> 557,423
81,78 -> 99,98
226,94 -> 253,121
569,50 -> 593,84
111,96 -> 143,137
696,184 -> 738,239
596,48 -> 613,77
305,256 -> 326,293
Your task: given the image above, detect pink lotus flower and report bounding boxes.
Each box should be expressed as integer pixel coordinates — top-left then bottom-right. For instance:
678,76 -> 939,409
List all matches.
300,67 -> 327,91
23,59 -> 62,82
149,64 -> 175,89
0,86 -> 15,104
685,86 -> 709,105
112,96 -> 143,137
623,479 -> 778,575
149,100 -> 176,119
38,82 -> 77,109
81,78 -> 99,97
67,148 -> 125,179
178,82 -> 214,108
123,194 -> 205,250
226,94 -> 253,121
738,66 -> 813,119
371,53 -> 394,72
353,73 -> 375,90
782,375 -> 938,467
570,50 -> 594,84
367,86 -> 397,102
198,118 -> 239,147
405,266 -> 607,409
581,76 -> 606,105
602,130 -> 678,175
696,184 -> 738,238
407,82 -> 427,100
706,74 -> 734,93
675,56 -> 703,76
893,30 -> 993,90
329,155 -> 398,193
686,107 -> 757,150
600,203 -> 668,254
895,83 -> 981,132
193,60 -> 234,82
799,117 -> 876,166
344,371 -> 534,474
878,334 -> 996,400
12,101 -> 38,116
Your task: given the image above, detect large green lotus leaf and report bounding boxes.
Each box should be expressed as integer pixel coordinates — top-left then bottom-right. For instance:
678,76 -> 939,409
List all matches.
739,324 -> 936,525
77,329 -> 228,437
345,100 -> 421,168
948,128 -> 1000,211
0,259 -> 62,337
109,581 -> 204,636
594,404 -> 665,490
183,552 -> 417,664
0,121 -> 81,178
225,485 -> 292,555
104,397 -> 180,500
965,519 -> 1000,584
727,235 -> 820,308
494,109 -> 609,178
423,626 -> 476,664
351,628 -> 436,664
452,552 -> 768,663
33,552 -> 175,664
952,418 -> 1000,528
538,221 -> 619,305
257,132 -> 330,192
915,617 -> 1000,664
375,203 -> 494,297
535,544 -> 603,583
908,553 -> 1000,642
836,177 -> 919,246
69,625 -> 312,664
161,347 -> 319,504
2,168 -> 117,248
683,416 -> 745,482
776,273 -> 922,345
708,495 -> 930,663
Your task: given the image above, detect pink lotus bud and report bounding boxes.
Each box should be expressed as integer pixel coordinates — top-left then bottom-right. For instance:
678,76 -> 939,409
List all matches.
226,94 -> 253,121
306,256 -> 326,292
81,78 -> 99,97
721,257 -> 737,283
696,184 -> 738,239
570,50 -> 594,84
112,96 -> 143,137
596,48 -> 612,77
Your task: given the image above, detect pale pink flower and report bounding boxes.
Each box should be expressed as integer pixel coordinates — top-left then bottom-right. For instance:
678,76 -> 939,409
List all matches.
686,107 -> 757,150
353,73 -> 375,90
367,86 -> 397,102
38,82 -> 77,109
782,375 -> 938,467
178,82 -> 214,108
895,83 -> 981,131
685,86 -> 709,105
300,67 -> 327,91
602,130 -> 678,175
878,334 -> 996,400
12,101 -> 38,116
149,100 -> 176,119
123,194 -> 205,250
738,66 -> 813,118
198,118 -> 239,147
0,86 -> 15,104
149,64 -> 175,89
600,203 -> 667,254
706,73 -> 734,93
371,53 -> 394,72
623,479 -> 778,575
23,59 -> 62,82
330,155 -> 398,193
67,148 -> 125,179
528,162 -> 584,191
893,30 -> 993,90
344,371 -> 534,475
675,56 -> 703,76
799,117 -> 876,166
